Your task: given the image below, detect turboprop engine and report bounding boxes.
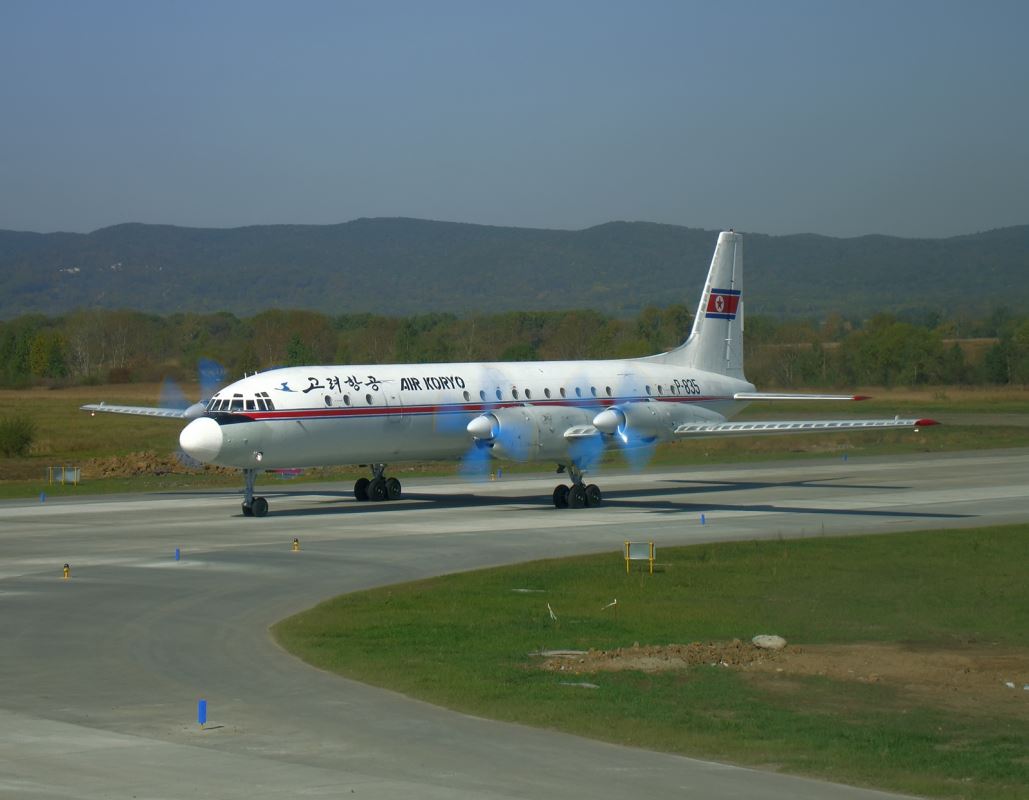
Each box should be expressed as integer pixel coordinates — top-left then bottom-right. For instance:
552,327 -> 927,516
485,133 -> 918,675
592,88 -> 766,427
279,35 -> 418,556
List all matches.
592,400 -> 726,443
466,405 -> 594,461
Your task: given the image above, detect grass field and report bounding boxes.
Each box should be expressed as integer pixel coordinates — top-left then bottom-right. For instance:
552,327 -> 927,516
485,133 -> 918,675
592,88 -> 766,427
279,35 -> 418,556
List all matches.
1,383 -> 1027,498
273,525 -> 1029,800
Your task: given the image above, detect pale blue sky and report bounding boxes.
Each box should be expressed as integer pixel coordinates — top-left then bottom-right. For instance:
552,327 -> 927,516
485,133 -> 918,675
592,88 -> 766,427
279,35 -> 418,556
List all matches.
1,0 -> 1026,237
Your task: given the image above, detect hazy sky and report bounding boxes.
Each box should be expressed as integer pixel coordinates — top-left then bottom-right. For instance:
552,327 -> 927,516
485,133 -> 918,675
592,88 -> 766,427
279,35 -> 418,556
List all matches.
2,0 -> 1027,237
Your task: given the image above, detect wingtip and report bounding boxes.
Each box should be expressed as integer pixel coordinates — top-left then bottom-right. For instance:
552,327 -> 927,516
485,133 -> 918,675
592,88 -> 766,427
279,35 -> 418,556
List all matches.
852,395 -> 872,401
914,418 -> 940,427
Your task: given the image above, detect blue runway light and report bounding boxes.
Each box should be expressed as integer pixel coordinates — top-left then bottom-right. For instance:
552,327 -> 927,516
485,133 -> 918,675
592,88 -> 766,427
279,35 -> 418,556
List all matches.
198,698 -> 207,726
175,548 -> 180,561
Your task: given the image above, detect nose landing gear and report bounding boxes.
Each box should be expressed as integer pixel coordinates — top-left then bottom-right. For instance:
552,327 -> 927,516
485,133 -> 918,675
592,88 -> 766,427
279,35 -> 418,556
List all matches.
241,468 -> 269,517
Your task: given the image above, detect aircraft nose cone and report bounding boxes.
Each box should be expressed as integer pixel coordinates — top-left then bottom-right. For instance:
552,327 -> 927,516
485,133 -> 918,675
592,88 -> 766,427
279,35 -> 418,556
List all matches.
179,417 -> 223,463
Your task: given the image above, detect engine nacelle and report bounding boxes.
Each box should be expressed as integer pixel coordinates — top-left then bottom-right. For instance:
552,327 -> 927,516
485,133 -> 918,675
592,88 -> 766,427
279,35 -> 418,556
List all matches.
466,405 -> 594,461
592,401 -> 725,443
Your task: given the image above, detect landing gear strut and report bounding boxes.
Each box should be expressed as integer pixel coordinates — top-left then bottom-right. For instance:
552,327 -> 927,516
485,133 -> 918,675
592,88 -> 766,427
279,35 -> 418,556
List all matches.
241,468 -> 269,517
354,464 -> 402,502
552,464 -> 601,509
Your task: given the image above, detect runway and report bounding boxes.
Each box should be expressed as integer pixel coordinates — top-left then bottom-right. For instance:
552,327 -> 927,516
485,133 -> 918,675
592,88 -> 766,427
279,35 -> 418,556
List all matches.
1,448 -> 1027,799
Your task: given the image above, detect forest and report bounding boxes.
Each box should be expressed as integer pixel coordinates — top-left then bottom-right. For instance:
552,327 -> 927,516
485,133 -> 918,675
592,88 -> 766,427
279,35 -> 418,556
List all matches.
2,305 -> 1027,391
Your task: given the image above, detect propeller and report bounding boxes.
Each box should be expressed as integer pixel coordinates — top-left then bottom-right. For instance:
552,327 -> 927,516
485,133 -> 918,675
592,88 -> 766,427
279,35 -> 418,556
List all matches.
458,439 -> 494,481
160,358 -> 227,468
590,371 -> 661,473
456,366 -> 507,479
197,358 -> 226,406
159,358 -> 226,420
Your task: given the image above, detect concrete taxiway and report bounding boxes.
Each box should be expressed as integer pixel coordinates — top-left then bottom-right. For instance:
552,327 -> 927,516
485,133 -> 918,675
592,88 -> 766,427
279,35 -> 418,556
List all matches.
1,448 -> 1027,799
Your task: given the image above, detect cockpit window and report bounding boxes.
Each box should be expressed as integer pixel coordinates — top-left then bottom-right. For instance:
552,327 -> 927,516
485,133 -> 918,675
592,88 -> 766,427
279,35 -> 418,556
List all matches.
230,398 -> 243,411
245,400 -> 256,411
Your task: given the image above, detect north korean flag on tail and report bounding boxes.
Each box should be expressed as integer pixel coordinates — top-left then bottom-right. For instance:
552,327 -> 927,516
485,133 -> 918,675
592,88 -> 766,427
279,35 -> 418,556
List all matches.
705,288 -> 741,320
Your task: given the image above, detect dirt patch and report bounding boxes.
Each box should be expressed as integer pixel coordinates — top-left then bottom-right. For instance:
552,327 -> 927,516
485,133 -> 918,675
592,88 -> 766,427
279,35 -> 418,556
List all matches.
82,450 -> 206,478
748,642 -> 1029,716
539,640 -> 1029,717
539,639 -> 781,673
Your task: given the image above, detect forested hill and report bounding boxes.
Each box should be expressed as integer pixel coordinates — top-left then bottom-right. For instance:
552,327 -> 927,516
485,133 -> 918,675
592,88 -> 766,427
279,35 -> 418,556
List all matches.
1,218 -> 1026,319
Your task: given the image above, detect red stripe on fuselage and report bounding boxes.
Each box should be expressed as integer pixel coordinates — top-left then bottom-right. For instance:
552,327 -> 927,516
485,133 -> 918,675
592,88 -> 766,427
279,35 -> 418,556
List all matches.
232,395 -> 734,422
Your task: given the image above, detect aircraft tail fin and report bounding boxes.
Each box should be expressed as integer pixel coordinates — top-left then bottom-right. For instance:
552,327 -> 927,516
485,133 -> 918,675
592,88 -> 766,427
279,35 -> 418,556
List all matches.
647,230 -> 744,378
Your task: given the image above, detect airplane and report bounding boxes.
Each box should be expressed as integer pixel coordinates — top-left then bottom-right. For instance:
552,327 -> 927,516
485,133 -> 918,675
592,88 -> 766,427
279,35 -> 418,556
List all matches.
82,230 -> 937,517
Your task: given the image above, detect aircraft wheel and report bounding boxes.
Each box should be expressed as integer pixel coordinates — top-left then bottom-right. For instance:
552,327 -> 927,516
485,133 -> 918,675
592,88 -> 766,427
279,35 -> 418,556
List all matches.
552,484 -> 569,508
242,502 -> 254,517
367,477 -> 388,502
252,496 -> 269,517
354,477 -> 370,501
385,477 -> 402,501
585,484 -> 602,507
568,484 -> 586,509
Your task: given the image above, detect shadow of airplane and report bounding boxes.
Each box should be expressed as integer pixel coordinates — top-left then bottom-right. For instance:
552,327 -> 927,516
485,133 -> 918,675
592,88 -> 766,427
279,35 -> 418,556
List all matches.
183,476 -> 970,522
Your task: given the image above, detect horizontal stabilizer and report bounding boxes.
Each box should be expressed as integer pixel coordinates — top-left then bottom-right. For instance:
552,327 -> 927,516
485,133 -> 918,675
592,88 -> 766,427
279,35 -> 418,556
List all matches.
733,392 -> 871,402
673,417 -> 938,437
81,402 -> 189,419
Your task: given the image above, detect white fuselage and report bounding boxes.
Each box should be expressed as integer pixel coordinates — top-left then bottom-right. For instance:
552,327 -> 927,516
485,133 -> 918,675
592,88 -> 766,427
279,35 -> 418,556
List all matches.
180,358 -> 754,470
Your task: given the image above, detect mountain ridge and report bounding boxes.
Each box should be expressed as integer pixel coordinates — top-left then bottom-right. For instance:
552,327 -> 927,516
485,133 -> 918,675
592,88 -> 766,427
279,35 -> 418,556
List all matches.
1,218 -> 1025,319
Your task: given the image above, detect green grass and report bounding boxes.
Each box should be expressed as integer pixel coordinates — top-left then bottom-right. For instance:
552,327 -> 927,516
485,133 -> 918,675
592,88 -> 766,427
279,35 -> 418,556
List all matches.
273,525 -> 1029,799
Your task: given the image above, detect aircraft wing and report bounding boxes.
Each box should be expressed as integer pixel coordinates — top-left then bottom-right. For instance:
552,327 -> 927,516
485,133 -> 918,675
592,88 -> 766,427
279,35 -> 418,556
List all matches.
673,417 -> 937,438
733,392 -> 871,401
81,402 -> 190,419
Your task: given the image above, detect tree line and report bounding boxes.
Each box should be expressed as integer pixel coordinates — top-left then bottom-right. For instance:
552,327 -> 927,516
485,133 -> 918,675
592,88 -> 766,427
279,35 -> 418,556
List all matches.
1,306 -> 1027,389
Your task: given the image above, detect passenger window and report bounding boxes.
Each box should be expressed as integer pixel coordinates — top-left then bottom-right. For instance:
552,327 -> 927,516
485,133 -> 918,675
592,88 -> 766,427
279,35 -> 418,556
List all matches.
479,389 -> 486,401
575,387 -> 582,398
605,386 -> 612,397
645,384 -> 652,395
495,389 -> 502,401
512,388 -> 519,400
544,388 -> 551,398
560,387 -> 566,398
525,388 -> 532,399
658,385 -> 664,395
590,386 -> 597,397
343,394 -> 351,406
365,394 -> 373,405
324,395 -> 332,407
463,390 -> 470,402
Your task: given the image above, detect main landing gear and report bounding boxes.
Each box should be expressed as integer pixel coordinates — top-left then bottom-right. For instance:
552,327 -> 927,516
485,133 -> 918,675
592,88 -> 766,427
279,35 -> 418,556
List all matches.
552,464 -> 602,509
241,468 -> 269,517
353,464 -> 402,502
